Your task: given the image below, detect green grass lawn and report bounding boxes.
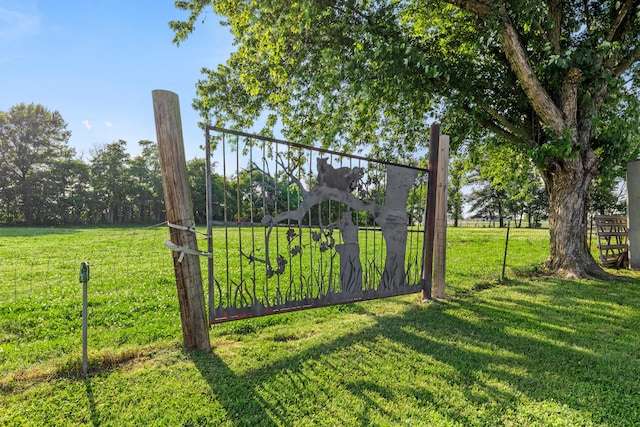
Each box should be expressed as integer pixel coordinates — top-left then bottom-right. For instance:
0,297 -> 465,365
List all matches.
1,225 -> 639,426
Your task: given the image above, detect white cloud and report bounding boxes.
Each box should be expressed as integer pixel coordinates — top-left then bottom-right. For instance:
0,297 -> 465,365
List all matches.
83,120 -> 92,130
104,121 -> 113,127
0,7 -> 41,41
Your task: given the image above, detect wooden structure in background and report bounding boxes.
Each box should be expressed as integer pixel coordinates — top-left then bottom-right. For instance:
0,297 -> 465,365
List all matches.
594,215 -> 628,268
628,160 -> 640,269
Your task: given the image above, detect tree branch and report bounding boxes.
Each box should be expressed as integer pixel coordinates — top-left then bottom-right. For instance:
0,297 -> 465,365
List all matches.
606,0 -> 636,42
475,101 -> 532,142
580,82 -> 609,139
481,117 -> 530,146
582,0 -> 591,31
265,185 -> 379,226
459,104 -> 531,147
275,154 -> 309,197
499,16 -> 565,135
613,48 -> 640,77
560,67 -> 582,129
444,0 -> 493,18
547,0 -> 562,53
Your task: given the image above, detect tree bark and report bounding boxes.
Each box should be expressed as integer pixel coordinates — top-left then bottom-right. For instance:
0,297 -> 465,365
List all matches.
498,9 -> 608,278
541,150 -> 605,278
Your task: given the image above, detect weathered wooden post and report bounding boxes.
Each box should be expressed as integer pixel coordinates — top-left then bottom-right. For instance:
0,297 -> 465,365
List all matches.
628,160 -> 640,269
152,90 -> 210,352
421,123 -> 440,300
432,134 -> 449,299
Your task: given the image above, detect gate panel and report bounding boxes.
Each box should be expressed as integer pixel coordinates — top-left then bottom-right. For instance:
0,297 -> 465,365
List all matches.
206,126 -> 431,323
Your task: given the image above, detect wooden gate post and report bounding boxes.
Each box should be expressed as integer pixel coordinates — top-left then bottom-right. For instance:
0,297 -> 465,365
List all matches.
432,134 -> 449,299
152,90 -> 210,352
628,160 -> 640,270
421,123 -> 440,300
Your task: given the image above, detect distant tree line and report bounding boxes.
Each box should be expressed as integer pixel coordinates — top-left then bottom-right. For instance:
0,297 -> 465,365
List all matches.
0,103 -> 240,226
447,138 -> 628,228
1,104 -> 626,227
0,103 -> 340,227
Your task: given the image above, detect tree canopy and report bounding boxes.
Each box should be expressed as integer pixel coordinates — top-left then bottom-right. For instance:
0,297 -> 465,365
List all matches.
0,103 -> 73,225
172,0 -> 640,278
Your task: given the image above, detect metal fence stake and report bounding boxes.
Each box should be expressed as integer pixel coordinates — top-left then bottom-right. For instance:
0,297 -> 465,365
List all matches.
502,221 -> 511,282
79,261 -> 90,376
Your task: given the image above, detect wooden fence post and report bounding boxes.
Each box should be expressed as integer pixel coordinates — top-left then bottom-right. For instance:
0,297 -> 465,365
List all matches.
152,90 -> 210,352
432,134 -> 449,299
421,123 -> 440,300
628,160 -> 640,270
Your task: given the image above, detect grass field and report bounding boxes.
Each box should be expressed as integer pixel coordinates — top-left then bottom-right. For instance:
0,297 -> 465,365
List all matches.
1,225 -> 639,426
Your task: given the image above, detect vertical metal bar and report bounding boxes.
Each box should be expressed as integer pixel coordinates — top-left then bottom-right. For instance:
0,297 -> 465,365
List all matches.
82,275 -> 88,376
375,165 -> 381,282
287,150 -> 293,295
328,153 -> 333,224
297,150 -> 304,297
372,167 -> 377,287
222,133 -> 231,304
308,149 -> 315,295
319,151 -> 327,292
356,159 -> 363,288
419,176 -> 427,285
275,142 -> 281,299
364,163 -> 369,290
249,139 -> 257,302
236,136 -> 244,290
409,183 -> 417,285
79,261 -> 90,376
262,141 -> 269,304
205,130 -> 214,323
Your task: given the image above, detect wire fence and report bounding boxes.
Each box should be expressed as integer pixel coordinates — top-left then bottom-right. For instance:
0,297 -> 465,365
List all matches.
1,225 -> 172,301
450,219 -> 549,228
0,219 -> 615,375
0,224 -> 188,374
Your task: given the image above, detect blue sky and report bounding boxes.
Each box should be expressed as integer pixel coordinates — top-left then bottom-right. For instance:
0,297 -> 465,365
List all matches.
0,0 -> 234,160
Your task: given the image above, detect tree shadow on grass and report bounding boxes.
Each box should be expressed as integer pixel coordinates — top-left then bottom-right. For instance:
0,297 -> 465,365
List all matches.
187,303 -> 510,426
384,279 -> 640,425
188,349 -> 281,427
186,279 -> 640,426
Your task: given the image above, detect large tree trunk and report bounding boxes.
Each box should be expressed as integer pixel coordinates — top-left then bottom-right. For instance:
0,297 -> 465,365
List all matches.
497,14 -> 611,278
541,150 -> 605,278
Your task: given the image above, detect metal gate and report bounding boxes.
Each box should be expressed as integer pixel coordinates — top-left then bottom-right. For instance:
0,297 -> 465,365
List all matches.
204,126 -> 434,323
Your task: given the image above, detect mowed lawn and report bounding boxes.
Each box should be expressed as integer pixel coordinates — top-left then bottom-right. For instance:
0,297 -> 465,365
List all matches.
1,225 -> 639,426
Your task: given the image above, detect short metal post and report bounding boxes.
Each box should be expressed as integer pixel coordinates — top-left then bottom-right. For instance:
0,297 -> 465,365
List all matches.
79,262 -> 90,376
502,221 -> 511,282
